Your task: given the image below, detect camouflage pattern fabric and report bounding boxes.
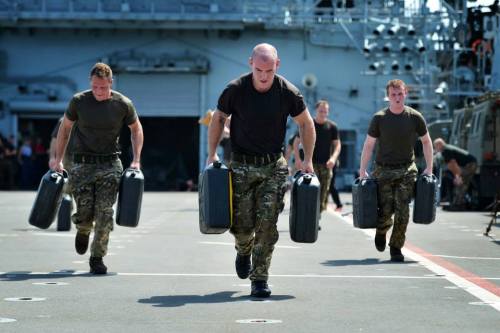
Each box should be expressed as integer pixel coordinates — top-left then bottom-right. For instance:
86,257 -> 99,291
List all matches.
314,163 -> 333,213
230,156 -> 288,282
373,163 -> 417,249
69,158 -> 123,257
452,162 -> 477,206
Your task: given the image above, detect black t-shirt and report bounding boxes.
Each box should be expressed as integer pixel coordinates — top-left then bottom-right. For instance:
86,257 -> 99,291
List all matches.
368,106 -> 428,164
442,144 -> 477,166
313,119 -> 339,164
217,73 -> 306,155
65,90 -> 137,155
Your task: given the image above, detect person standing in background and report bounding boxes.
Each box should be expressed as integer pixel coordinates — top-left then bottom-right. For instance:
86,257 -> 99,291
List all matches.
294,100 -> 341,215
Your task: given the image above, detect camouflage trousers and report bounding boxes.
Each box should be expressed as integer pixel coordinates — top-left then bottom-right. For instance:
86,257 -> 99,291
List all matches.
69,158 -> 123,257
314,163 -> 333,213
230,156 -> 289,282
373,163 -> 418,249
452,162 -> 477,206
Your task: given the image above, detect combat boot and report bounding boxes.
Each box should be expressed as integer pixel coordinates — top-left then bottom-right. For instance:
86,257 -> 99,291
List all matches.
89,257 -> 107,274
390,246 -> 404,262
375,233 -> 386,252
251,280 -> 271,298
75,232 -> 90,255
235,254 -> 251,279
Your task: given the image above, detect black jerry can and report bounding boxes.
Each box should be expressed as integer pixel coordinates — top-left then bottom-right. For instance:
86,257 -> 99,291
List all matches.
352,178 -> 379,229
29,170 -> 67,229
198,161 -> 232,234
413,174 -> 437,224
56,194 -> 72,231
289,172 -> 320,243
116,168 -> 144,227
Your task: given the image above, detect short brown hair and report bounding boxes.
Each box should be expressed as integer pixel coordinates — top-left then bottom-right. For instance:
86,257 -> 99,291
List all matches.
315,100 -> 329,109
90,62 -> 113,80
386,79 -> 406,95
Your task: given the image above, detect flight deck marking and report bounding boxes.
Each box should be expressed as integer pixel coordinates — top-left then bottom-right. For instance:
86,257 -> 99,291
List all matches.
0,318 -> 16,323
199,241 -> 301,249
236,319 -> 282,324
0,272 -> 448,279
328,208 -> 500,312
434,255 -> 500,260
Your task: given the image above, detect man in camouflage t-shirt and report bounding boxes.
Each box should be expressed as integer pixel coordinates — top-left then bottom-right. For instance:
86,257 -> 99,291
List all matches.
358,79 -> 433,262
51,63 -> 144,274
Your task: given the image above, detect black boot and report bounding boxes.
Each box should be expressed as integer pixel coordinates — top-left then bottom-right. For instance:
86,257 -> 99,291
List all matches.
75,232 -> 90,255
251,281 -> 271,298
375,233 -> 386,252
89,257 -> 107,274
235,254 -> 251,279
390,247 -> 405,262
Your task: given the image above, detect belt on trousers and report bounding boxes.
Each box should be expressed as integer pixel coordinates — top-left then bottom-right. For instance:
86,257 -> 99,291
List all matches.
73,154 -> 117,164
376,161 -> 412,169
231,152 -> 282,166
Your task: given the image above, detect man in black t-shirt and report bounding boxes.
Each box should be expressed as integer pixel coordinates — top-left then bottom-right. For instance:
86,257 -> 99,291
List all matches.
294,100 -> 342,214
359,79 -> 433,262
207,43 -> 316,298
433,138 -> 477,209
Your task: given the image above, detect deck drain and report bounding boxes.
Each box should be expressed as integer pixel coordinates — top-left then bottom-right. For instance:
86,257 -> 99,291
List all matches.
236,319 -> 282,324
0,318 -> 16,323
4,297 -> 46,302
33,282 -> 68,286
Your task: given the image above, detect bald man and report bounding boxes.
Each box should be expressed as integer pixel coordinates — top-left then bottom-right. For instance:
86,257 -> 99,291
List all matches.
433,138 -> 477,210
207,43 -> 316,298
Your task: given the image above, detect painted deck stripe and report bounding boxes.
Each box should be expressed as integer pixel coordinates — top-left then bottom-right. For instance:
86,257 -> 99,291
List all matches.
0,271 -> 446,279
433,255 -> 500,260
328,206 -> 500,311
199,241 -> 301,249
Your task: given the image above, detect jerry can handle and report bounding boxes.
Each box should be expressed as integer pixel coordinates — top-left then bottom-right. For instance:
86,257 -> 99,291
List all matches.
303,174 -> 312,184
420,173 -> 437,182
354,177 -> 376,186
213,161 -> 222,169
124,167 -> 142,177
50,169 -> 68,184
293,170 -> 304,179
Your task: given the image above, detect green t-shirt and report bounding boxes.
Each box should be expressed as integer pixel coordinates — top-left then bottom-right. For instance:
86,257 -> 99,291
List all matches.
368,106 -> 427,164
65,90 -> 137,155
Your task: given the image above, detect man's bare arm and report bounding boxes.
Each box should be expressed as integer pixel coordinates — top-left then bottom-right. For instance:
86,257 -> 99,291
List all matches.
327,138 -> 341,169
293,109 -> 316,173
359,135 -> 376,178
50,115 -> 74,172
420,132 -> 433,175
128,119 -> 144,169
207,110 -> 228,165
